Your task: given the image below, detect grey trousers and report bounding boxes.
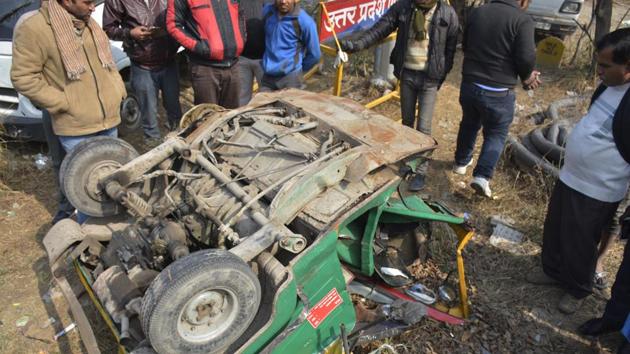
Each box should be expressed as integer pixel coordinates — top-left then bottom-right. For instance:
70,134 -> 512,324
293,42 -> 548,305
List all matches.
400,68 -> 439,175
236,56 -> 263,106
259,70 -> 303,92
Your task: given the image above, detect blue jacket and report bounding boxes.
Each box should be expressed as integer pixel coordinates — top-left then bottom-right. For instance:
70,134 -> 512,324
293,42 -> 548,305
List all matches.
262,4 -> 321,77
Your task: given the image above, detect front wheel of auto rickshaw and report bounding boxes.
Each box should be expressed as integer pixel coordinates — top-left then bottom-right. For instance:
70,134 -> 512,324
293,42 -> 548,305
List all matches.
140,249 -> 261,354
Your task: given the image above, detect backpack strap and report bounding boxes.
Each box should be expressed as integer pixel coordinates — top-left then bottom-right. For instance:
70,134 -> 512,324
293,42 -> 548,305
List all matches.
291,17 -> 302,71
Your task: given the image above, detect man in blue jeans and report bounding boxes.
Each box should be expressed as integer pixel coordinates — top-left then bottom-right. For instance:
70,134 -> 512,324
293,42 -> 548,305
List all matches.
453,0 -> 540,198
104,0 -> 182,143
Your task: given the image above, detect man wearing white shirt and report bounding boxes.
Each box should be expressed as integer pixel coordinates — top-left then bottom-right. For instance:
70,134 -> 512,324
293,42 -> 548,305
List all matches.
528,28 -> 630,315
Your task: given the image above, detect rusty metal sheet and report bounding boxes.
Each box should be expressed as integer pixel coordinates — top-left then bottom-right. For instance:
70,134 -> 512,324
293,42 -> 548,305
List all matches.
276,89 -> 437,164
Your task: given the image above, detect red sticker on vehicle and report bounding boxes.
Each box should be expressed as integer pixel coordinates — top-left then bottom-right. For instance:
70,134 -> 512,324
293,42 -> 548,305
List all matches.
306,288 -> 343,329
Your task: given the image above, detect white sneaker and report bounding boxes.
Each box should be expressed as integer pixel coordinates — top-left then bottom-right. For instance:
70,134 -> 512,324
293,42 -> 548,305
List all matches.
471,176 -> 492,198
453,159 -> 473,175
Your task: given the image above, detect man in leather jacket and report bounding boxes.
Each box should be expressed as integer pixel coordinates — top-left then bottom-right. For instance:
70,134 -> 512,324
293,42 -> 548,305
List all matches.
103,0 -> 182,143
340,0 -> 458,191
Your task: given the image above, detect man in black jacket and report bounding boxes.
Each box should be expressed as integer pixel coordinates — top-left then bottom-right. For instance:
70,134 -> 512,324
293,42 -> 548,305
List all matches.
340,0 -> 458,191
237,0 -> 267,106
453,0 -> 539,198
104,0 -> 182,142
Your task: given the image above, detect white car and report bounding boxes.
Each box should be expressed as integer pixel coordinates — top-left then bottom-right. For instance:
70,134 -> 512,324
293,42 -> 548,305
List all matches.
526,0 -> 584,39
0,0 -> 139,141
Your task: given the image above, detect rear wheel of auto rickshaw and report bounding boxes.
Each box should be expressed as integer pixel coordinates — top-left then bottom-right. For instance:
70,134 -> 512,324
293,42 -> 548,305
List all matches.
140,249 -> 261,354
61,137 -> 139,217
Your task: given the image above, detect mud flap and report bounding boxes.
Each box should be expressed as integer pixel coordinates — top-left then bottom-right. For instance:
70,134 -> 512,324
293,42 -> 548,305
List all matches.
43,219 -> 101,354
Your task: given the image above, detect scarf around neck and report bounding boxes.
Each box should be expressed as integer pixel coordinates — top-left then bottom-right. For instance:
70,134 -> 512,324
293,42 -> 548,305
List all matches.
44,0 -> 115,80
412,0 -> 438,41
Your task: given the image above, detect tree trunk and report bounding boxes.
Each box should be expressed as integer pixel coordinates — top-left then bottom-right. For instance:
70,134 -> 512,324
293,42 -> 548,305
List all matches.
592,0 -> 613,73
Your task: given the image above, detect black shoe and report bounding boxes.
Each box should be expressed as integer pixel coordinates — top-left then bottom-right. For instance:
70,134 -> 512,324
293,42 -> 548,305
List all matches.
619,339 -> 630,354
408,174 -> 426,191
579,317 -> 622,336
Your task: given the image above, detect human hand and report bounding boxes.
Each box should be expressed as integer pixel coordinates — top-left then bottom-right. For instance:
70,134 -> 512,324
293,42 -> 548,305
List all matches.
523,70 -> 541,90
130,26 -> 151,41
149,26 -> 167,38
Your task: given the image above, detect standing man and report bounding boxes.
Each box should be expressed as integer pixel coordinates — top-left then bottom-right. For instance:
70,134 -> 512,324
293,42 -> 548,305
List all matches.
237,0 -> 267,106
260,0 -> 321,92
167,0 -> 245,108
340,0 -> 459,191
11,0 -> 126,223
453,0 -> 539,198
103,0 -> 182,143
528,28 -> 630,314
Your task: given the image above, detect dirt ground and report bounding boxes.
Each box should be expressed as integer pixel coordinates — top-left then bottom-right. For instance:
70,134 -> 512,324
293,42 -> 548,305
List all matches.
1,1 -> 630,353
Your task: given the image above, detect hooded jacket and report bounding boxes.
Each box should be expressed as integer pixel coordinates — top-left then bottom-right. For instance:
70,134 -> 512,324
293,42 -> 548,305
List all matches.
11,6 -> 125,136
262,3 -> 321,76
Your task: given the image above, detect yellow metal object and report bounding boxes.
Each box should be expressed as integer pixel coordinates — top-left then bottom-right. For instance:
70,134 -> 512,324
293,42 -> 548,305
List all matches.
452,225 -> 474,318
322,337 -> 344,354
536,36 -> 565,68
303,58 -> 322,80
74,260 -> 127,354
334,61 -> 344,96
364,84 -> 400,109
320,3 -> 343,51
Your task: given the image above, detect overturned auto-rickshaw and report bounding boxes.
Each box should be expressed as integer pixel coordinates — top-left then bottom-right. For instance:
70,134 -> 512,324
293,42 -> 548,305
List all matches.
43,89 -> 473,354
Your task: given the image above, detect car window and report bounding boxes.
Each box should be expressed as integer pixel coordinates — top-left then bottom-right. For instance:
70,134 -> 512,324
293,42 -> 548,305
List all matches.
0,0 -> 40,41
0,0 -> 105,41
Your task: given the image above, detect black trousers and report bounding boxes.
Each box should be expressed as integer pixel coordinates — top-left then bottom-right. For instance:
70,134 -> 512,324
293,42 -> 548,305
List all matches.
603,240 -> 630,325
542,180 -> 620,299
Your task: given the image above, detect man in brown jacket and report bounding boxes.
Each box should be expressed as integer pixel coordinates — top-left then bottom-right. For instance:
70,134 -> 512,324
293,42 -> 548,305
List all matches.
103,0 -> 182,142
11,0 -> 126,223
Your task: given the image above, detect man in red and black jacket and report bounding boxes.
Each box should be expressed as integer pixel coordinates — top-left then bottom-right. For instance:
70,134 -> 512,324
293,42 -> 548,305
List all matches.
167,0 -> 245,108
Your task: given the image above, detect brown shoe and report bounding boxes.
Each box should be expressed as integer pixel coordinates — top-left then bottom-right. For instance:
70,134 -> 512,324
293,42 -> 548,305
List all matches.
558,293 -> 585,314
526,268 -> 559,285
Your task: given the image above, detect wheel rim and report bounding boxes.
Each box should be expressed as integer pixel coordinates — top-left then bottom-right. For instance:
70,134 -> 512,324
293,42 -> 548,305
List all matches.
84,160 -> 122,202
177,288 -> 239,343
121,95 -> 140,127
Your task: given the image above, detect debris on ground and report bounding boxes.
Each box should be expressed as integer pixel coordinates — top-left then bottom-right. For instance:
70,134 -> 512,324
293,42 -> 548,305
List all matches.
489,215 -> 524,251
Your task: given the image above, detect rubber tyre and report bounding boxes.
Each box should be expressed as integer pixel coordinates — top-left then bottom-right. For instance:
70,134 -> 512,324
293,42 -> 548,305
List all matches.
545,122 -> 560,145
508,136 -> 559,177
557,125 -> 569,147
59,136 -> 125,196
140,249 -> 261,354
530,127 -> 564,164
62,137 -> 139,217
118,83 -> 142,137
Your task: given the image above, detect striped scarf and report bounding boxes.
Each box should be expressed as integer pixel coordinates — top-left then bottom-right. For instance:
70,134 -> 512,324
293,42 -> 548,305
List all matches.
45,0 -> 115,80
